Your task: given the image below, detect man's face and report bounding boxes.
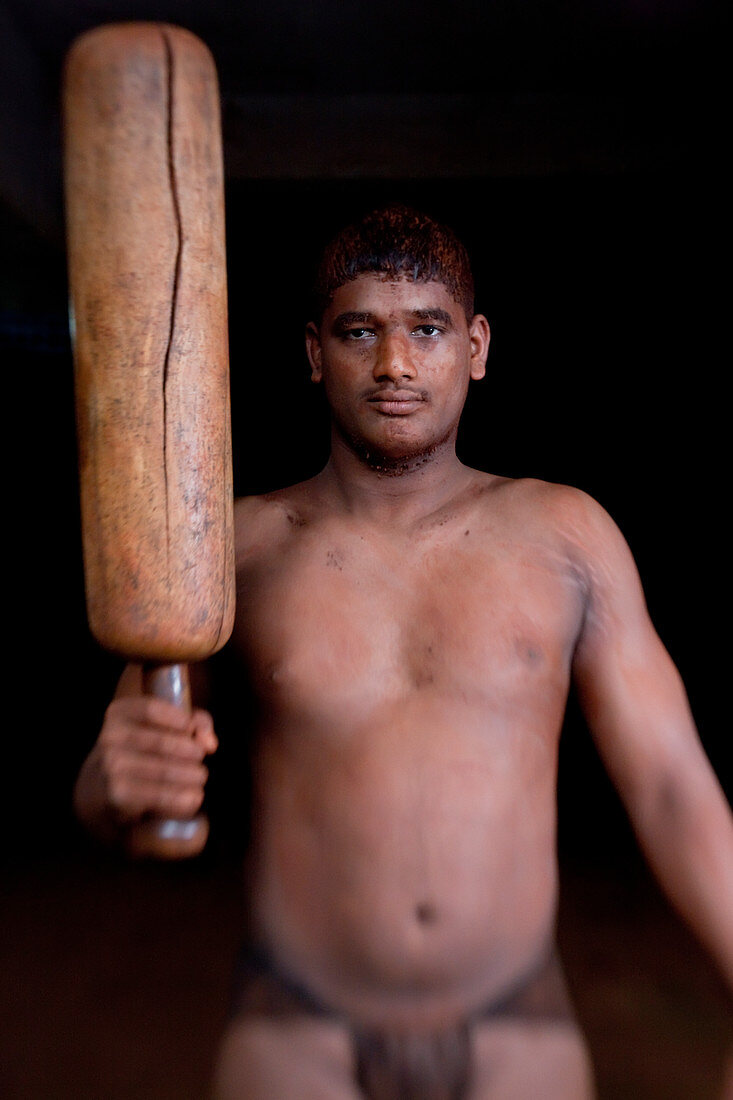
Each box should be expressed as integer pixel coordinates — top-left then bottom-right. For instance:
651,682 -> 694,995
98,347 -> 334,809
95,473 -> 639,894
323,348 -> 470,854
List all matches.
306,275 -> 489,469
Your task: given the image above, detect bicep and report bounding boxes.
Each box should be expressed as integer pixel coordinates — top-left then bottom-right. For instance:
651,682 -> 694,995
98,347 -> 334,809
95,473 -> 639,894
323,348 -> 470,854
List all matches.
574,611 -> 700,805
570,501 -> 703,813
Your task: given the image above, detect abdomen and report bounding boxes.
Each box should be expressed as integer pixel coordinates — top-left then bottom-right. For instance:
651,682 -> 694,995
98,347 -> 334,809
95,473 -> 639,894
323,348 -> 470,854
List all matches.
246,691 -> 562,1029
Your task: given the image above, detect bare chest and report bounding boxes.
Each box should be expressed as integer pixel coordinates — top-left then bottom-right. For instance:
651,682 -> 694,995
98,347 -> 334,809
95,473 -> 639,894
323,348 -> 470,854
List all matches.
233,527 -> 585,723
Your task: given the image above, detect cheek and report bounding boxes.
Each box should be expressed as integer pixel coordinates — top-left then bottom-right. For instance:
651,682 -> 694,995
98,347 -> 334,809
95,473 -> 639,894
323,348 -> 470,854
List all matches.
320,372 -> 365,426
436,364 -> 471,407
321,350 -> 374,396
322,370 -> 354,403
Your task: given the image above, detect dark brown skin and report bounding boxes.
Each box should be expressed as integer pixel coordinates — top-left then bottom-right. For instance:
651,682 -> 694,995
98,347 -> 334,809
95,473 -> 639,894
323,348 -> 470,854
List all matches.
75,275 -> 733,1097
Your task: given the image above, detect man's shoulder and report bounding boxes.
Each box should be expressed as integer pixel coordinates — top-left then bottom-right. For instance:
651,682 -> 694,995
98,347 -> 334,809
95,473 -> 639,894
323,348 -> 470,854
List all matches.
474,474 -> 620,554
233,478 -> 319,564
477,473 -> 602,522
233,483 -> 308,526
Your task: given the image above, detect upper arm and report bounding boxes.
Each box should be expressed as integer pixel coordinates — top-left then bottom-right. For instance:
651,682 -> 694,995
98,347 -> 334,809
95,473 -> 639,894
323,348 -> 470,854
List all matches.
568,492 -> 704,813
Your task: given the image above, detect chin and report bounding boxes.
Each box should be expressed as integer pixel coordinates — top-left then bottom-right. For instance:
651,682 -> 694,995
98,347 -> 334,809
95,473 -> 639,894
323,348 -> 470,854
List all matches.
348,427 -> 454,475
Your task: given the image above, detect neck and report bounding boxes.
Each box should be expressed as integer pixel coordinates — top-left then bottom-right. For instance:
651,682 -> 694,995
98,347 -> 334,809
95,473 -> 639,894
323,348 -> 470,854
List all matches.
318,430 -> 473,524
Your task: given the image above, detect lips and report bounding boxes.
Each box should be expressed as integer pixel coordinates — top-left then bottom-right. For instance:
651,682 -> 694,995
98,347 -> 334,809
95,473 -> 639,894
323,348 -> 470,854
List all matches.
365,389 -> 427,415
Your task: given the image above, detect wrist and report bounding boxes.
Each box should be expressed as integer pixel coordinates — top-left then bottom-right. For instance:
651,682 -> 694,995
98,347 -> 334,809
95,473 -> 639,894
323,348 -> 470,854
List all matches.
72,755 -> 125,847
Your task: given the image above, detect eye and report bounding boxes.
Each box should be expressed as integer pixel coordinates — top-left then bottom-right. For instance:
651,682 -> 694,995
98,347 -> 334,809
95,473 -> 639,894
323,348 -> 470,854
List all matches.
342,327 -> 374,340
412,324 -> 441,337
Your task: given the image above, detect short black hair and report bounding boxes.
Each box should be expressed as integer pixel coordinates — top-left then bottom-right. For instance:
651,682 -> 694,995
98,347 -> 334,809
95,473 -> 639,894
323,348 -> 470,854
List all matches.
312,204 -> 475,320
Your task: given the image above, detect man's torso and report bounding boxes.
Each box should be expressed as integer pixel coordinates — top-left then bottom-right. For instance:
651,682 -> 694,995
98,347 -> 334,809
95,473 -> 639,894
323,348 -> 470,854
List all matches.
227,469 -> 589,1030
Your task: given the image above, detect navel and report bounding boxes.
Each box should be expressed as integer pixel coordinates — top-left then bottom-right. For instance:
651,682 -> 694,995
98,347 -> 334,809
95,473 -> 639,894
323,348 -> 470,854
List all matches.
415,901 -> 438,925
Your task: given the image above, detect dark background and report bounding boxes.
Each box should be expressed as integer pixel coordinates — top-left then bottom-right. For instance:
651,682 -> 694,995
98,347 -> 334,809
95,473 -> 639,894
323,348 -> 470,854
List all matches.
2,2 -> 730,1096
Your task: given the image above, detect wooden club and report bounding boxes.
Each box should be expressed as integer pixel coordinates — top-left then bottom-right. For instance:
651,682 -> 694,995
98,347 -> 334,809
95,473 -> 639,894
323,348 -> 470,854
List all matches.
63,23 -> 235,857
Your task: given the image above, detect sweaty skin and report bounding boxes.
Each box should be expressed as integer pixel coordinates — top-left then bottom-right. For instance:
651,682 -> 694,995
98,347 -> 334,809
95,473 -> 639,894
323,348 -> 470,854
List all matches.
75,276 -> 733,1099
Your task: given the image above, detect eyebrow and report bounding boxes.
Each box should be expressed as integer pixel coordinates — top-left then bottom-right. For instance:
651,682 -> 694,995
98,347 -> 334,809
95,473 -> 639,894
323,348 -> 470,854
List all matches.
332,312 -> 375,328
331,307 -> 455,330
410,308 -> 454,328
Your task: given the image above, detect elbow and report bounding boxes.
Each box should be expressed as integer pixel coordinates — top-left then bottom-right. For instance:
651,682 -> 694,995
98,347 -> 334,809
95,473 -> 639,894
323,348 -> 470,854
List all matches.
631,755 -> 730,858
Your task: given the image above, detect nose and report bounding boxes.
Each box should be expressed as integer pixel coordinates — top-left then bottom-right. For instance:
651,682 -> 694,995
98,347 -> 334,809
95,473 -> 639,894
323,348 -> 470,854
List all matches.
373,332 -> 417,383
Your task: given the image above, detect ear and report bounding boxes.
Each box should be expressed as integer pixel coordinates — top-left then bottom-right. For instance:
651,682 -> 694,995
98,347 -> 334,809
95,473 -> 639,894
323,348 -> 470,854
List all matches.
468,314 -> 490,381
305,321 -> 323,382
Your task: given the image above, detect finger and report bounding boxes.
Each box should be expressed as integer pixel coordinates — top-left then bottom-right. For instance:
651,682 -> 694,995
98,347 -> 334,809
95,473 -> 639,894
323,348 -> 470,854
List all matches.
105,695 -> 195,736
102,724 -> 210,761
104,698 -> 216,751
107,749 -> 209,788
190,707 -> 218,753
110,777 -> 206,822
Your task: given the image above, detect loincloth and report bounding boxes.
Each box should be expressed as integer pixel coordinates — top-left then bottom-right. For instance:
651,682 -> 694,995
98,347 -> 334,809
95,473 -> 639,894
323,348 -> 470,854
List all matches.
228,944 -> 575,1099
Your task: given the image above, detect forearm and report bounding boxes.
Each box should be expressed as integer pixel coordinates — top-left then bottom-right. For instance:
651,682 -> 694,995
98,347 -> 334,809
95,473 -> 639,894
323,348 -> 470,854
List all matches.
628,763 -> 733,995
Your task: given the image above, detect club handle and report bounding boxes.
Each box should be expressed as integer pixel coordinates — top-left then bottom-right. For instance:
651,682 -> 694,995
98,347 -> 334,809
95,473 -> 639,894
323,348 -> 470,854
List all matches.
125,663 -> 210,859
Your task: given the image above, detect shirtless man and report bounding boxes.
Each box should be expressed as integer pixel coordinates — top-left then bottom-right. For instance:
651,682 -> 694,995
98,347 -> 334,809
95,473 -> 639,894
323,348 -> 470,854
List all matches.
74,205 -> 733,1098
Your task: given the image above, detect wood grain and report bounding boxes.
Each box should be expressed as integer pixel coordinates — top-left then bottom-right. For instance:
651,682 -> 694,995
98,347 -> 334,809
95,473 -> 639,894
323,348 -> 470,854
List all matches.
64,23 -> 234,664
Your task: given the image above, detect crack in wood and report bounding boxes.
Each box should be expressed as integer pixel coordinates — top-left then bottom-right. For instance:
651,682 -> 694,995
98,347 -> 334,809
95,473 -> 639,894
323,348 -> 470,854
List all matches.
161,27 -> 183,584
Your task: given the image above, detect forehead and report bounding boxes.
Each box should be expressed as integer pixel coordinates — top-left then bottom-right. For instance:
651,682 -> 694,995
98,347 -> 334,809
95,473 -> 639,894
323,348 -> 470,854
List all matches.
324,274 -> 465,323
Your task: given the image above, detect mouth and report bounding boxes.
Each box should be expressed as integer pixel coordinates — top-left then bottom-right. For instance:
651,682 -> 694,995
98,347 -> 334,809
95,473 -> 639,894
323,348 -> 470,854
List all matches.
365,389 -> 427,416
